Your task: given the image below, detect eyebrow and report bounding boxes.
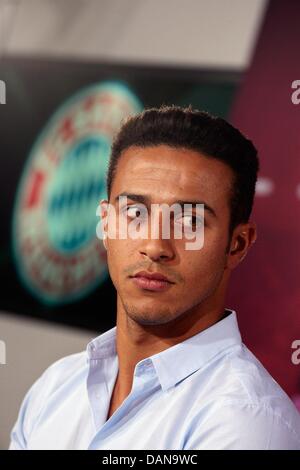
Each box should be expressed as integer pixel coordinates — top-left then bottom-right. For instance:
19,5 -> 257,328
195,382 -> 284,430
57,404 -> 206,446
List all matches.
114,192 -> 217,218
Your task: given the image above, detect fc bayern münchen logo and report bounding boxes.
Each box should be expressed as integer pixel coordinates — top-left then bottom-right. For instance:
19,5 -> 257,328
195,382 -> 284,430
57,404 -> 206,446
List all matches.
13,81 -> 142,305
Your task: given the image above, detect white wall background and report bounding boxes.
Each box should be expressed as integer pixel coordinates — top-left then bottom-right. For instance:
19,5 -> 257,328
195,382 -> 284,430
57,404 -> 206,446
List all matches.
0,312 -> 94,449
0,0 -> 268,451
0,0 -> 268,68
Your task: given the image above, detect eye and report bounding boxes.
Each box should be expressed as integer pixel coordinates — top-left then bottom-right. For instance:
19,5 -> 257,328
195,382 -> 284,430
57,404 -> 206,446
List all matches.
126,205 -> 147,220
175,214 -> 204,229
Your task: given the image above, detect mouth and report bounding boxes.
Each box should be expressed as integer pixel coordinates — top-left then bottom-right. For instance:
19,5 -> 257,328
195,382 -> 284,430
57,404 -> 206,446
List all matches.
130,271 -> 175,292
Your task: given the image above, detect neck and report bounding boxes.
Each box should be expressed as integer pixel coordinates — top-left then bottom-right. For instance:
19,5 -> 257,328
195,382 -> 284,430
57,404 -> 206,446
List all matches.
114,294 -> 226,399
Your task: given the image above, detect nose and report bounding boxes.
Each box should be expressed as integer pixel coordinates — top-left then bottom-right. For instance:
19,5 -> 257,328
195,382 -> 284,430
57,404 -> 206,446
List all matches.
139,238 -> 174,262
138,209 -> 175,262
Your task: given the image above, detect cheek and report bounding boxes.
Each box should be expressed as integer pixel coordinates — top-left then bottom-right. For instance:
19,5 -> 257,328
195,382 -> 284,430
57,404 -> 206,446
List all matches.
181,236 -> 227,282
203,225 -> 229,257
106,240 -> 121,284
106,239 -> 133,283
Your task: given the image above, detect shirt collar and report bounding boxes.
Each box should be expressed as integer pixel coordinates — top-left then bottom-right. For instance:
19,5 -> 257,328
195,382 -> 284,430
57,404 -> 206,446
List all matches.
87,326 -> 117,360
86,308 -> 242,392
151,309 -> 241,391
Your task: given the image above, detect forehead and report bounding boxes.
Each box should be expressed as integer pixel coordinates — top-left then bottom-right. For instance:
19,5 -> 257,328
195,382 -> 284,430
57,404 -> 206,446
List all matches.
111,145 -> 233,206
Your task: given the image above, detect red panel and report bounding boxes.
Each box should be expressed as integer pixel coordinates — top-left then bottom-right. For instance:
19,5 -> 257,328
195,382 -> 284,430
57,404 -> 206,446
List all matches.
228,0 -> 300,398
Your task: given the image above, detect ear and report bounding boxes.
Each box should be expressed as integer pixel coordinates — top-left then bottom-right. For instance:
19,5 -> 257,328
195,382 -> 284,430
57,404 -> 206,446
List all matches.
99,198 -> 109,250
226,221 -> 257,270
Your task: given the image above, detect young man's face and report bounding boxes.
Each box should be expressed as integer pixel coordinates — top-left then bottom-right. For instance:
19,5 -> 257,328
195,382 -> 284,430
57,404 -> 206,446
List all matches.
100,145 -> 254,326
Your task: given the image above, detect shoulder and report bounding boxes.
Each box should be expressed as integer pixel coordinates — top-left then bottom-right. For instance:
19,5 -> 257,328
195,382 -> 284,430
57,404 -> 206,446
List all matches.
185,397 -> 300,449
9,350 -> 88,449
29,349 -> 88,406
225,344 -> 299,412
185,343 -> 300,449
40,350 -> 88,386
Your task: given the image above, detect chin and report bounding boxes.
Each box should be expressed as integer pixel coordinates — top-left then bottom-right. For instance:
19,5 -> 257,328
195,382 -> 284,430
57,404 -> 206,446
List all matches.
135,317 -> 174,327
126,308 -> 179,326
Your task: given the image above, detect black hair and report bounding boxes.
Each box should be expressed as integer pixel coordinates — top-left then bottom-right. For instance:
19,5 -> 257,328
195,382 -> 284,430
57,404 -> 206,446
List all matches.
106,105 -> 259,238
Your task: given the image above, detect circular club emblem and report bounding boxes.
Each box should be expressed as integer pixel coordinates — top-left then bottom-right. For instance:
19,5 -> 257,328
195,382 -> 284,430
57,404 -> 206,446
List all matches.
13,81 -> 142,305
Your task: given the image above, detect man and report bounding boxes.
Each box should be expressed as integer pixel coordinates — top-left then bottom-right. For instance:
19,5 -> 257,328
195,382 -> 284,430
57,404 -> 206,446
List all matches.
10,105 -> 300,449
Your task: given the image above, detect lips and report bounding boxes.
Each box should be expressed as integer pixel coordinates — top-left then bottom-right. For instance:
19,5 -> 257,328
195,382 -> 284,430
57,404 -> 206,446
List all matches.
133,271 -> 173,283
130,270 -> 175,292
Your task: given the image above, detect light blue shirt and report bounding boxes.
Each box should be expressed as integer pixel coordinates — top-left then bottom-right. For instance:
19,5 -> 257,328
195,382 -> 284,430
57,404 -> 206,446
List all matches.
9,309 -> 300,450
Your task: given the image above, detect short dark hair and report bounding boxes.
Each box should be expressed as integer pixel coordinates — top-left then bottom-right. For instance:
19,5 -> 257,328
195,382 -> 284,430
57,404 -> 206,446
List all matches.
106,105 -> 259,238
